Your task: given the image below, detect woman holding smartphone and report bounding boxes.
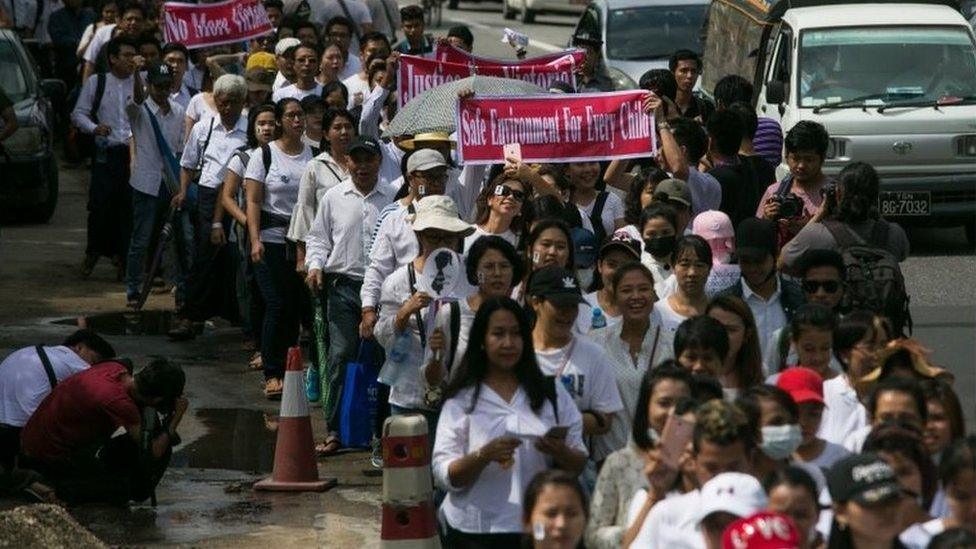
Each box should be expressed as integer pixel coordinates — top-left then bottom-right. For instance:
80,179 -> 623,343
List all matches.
433,298 -> 586,546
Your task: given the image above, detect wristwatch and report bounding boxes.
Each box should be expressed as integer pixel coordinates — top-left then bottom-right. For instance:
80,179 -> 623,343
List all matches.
657,120 -> 672,132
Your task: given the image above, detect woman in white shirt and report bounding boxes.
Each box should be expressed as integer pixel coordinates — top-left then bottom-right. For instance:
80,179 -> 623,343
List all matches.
566,161 -> 625,243
219,104 -> 276,370
639,203 -> 679,297
317,42 -> 346,87
652,236 -> 711,352
590,260 -> 669,463
375,195 -> 474,425
432,297 -> 587,545
583,236 -> 643,326
77,0 -> 117,58
289,108 -> 356,268
244,97 -> 314,398
463,172 -> 528,254
614,167 -> 669,247
424,236 -> 523,396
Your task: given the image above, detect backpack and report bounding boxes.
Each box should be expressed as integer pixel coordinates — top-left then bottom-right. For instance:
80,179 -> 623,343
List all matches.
570,192 -> 609,269
823,219 -> 911,335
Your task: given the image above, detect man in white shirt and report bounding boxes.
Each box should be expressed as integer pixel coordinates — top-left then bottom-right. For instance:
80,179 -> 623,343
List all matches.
0,329 -> 115,468
341,31 -> 391,109
80,1 -> 145,80
124,61 -> 188,308
305,135 -> 394,446
625,400 -> 757,548
359,149 -> 450,339
324,16 -> 362,80
313,0 -> 373,52
71,35 -> 137,278
717,218 -> 804,363
161,42 -> 195,109
169,74 -> 249,340
272,37 -> 300,91
272,43 -> 324,101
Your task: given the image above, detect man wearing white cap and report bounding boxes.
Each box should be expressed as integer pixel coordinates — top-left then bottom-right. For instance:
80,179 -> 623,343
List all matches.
272,37 -> 301,91
305,135 -> 395,455
359,148 -> 450,339
697,473 -> 768,549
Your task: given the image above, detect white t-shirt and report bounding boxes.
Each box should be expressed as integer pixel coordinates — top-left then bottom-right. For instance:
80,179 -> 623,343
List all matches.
463,227 -> 518,256
798,441 -> 851,470
899,518 -> 946,549
244,141 -> 314,244
273,72 -> 290,91
342,73 -> 371,108
272,82 -> 325,102
819,375 -> 868,447
652,298 -> 689,357
578,191 -> 625,239
535,337 -> 624,417
582,292 -> 621,330
0,346 -> 90,427
185,92 -> 217,126
626,489 -> 704,549
82,22 -> 114,64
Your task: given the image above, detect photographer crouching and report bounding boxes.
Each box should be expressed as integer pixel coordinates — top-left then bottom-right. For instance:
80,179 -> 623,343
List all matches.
19,358 -> 187,506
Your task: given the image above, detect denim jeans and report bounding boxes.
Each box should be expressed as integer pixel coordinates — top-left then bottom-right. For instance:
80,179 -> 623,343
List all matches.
252,242 -> 303,380
125,188 -> 190,301
183,185 -> 237,322
323,275 -> 364,435
87,145 -> 131,259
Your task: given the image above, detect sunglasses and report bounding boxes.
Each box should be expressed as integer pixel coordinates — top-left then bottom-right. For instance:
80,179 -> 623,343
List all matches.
802,280 -> 841,294
494,185 -> 526,202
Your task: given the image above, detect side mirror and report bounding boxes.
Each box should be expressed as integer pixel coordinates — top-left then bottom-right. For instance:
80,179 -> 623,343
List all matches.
765,80 -> 786,105
40,79 -> 66,101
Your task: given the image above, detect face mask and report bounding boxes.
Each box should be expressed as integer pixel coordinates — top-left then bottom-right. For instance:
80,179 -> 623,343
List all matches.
577,267 -> 594,291
644,235 -> 676,258
647,428 -> 660,445
760,424 -> 802,460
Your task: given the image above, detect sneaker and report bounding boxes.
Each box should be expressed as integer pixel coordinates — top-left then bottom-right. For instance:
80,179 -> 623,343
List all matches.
305,366 -> 321,403
370,437 -> 383,469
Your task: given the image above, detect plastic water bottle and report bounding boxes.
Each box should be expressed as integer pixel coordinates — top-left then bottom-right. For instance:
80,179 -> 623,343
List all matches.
591,307 -> 607,330
94,135 -> 108,164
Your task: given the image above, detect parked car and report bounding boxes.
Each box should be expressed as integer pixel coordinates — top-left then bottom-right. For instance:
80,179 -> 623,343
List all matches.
0,30 -> 64,223
503,0 -> 586,25
703,0 -> 976,242
570,0 -> 708,89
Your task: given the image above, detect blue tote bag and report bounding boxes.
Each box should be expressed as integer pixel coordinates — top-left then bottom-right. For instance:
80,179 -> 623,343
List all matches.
339,341 -> 380,448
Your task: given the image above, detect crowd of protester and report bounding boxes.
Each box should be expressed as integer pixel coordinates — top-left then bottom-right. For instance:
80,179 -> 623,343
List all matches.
0,1 -> 973,547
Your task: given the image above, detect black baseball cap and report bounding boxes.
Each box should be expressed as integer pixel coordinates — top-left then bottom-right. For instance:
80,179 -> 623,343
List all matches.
348,135 -> 382,156
447,25 -> 473,48
827,452 -> 904,506
527,266 -> 586,308
146,62 -> 174,87
735,217 -> 778,261
600,234 -> 641,260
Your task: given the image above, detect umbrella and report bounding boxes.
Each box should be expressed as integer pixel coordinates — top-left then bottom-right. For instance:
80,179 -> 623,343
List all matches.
383,75 -> 546,138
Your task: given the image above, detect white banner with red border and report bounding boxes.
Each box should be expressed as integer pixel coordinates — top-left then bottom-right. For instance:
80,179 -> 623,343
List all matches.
456,91 -> 657,165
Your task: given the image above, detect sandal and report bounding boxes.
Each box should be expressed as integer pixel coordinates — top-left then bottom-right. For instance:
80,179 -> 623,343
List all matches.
248,352 -> 263,371
315,436 -> 342,457
264,378 -> 283,400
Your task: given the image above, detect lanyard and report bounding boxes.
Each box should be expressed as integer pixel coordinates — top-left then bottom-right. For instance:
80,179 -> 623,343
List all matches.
554,339 -> 576,377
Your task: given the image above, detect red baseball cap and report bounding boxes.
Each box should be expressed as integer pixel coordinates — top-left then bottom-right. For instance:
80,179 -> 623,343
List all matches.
776,367 -> 825,406
722,511 -> 800,549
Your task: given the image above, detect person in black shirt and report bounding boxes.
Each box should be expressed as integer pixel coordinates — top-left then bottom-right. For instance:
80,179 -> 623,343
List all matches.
728,102 -> 776,189
669,49 -> 713,122
706,110 -> 761,226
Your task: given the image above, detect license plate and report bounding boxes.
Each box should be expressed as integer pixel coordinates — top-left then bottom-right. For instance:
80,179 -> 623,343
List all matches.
879,191 -> 931,216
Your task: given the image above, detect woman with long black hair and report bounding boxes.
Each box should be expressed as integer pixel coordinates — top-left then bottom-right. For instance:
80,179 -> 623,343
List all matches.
433,297 -> 586,547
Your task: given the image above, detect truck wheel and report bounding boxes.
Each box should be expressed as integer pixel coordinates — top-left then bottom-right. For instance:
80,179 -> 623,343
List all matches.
520,5 -> 536,22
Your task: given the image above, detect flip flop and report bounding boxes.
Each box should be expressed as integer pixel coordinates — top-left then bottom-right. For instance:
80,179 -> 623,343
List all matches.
315,436 -> 342,457
248,352 -> 263,371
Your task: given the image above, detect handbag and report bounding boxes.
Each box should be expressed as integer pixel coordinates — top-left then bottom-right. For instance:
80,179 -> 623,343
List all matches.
339,341 -> 380,448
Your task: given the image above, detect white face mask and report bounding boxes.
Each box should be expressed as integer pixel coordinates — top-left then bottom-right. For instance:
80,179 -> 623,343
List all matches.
760,424 -> 802,460
576,267 -> 594,291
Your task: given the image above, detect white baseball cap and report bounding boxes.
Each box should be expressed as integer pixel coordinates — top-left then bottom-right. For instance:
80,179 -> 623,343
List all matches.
275,37 -> 301,57
697,472 -> 768,524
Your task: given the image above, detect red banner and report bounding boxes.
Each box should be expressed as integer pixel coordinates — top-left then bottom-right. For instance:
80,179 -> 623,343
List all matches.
398,54 -> 576,108
162,0 -> 273,50
434,43 -> 586,68
456,91 -> 656,165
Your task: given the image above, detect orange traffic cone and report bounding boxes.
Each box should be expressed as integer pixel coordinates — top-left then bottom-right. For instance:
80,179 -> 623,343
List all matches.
254,346 -> 336,492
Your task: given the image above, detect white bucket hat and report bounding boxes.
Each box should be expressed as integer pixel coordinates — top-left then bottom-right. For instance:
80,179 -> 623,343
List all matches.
411,195 -> 474,236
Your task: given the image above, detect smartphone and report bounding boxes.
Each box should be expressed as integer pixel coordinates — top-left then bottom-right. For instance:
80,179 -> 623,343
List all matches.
503,142 -> 522,163
544,425 -> 569,440
658,412 -> 694,468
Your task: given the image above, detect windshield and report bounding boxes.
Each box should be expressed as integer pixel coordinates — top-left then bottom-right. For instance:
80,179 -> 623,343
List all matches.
799,26 -> 976,107
607,4 -> 707,61
0,40 -> 29,104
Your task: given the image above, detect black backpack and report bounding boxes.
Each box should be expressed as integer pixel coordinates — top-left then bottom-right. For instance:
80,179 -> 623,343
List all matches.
824,219 -> 911,335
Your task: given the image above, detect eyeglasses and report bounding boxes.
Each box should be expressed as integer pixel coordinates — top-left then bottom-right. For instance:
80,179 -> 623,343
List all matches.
282,111 -> 306,120
802,280 -> 841,294
494,185 -> 526,202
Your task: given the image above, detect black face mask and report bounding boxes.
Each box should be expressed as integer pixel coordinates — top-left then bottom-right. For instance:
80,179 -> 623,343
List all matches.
644,235 -> 676,258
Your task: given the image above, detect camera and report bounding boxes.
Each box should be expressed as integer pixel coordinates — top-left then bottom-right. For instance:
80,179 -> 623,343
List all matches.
772,193 -> 804,219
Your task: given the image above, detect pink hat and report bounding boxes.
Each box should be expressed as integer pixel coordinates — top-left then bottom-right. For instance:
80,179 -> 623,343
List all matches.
693,210 -> 734,241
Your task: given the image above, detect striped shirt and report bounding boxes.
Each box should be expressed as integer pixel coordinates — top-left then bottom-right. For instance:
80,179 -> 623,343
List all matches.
754,117 -> 784,166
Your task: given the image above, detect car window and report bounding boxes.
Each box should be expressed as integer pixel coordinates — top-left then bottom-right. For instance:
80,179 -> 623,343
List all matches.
0,40 -> 29,104
606,4 -> 708,61
798,26 -> 976,106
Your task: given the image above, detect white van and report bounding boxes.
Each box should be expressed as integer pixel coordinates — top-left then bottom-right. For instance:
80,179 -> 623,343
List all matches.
704,0 -> 976,242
